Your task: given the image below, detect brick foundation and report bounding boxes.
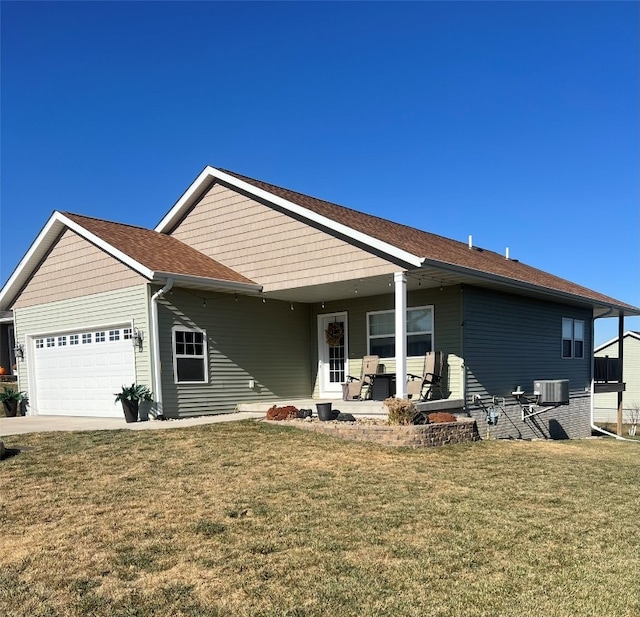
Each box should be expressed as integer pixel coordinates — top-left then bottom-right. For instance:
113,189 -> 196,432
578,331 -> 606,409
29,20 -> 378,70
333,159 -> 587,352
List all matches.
270,418 -> 480,447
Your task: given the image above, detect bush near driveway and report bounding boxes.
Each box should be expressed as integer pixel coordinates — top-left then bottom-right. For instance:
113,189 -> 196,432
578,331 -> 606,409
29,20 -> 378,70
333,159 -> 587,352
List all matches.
0,422 -> 638,617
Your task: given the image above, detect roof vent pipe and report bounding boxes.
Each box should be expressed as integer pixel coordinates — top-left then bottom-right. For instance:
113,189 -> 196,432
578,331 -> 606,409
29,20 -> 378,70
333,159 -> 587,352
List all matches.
505,247 -> 510,260
468,235 -> 473,249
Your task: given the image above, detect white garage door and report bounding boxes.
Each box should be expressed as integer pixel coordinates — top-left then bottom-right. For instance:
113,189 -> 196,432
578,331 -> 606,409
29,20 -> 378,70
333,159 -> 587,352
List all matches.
32,326 -> 135,417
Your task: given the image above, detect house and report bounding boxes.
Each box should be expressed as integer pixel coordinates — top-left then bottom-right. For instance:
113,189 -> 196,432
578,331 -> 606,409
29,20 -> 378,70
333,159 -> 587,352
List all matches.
0,310 -> 16,378
0,166 -> 638,438
594,331 -> 640,425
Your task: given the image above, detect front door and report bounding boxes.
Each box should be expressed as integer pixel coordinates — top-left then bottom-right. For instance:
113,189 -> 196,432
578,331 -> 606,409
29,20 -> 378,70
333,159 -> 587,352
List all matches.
318,313 -> 348,398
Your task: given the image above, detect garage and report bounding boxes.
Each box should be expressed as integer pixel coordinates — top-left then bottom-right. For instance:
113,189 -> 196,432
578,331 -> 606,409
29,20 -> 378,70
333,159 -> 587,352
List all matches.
31,325 -> 135,417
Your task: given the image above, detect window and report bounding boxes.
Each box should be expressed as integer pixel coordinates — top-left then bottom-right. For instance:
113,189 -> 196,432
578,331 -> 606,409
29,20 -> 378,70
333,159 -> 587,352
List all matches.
58,336 -> 67,347
46,337 -> 55,348
82,333 -> 92,344
173,327 -> 208,383
70,335 -> 79,345
109,330 -> 120,341
95,331 -> 106,343
562,318 -> 584,359
367,307 -> 433,357
123,328 -> 133,340
35,339 -> 44,349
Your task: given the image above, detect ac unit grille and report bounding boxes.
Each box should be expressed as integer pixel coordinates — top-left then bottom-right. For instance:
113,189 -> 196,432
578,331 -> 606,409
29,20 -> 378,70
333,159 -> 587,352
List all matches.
533,380 -> 569,405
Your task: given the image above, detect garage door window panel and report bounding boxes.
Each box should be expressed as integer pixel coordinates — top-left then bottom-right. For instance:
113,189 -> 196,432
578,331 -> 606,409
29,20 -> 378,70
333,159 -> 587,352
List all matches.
173,328 -> 208,383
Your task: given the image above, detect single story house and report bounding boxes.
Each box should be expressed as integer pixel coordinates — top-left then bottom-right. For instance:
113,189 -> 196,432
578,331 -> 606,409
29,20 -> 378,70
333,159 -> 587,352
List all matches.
593,331 -> 640,425
1,166 -> 637,438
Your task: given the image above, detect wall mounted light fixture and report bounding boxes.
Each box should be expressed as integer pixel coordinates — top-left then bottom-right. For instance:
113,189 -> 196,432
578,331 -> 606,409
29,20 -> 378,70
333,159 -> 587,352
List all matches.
14,343 -> 24,361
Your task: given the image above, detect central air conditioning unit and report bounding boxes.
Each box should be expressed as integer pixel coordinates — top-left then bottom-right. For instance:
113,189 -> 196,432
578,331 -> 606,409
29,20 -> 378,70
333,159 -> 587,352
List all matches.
533,380 -> 569,405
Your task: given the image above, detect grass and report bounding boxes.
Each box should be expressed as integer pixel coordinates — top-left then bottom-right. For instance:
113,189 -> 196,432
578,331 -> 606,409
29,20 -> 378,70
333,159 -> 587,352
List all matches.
0,420 -> 638,617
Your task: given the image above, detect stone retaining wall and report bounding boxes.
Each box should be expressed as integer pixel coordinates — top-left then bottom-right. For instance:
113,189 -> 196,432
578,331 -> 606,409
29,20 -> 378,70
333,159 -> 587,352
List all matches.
272,418 -> 480,448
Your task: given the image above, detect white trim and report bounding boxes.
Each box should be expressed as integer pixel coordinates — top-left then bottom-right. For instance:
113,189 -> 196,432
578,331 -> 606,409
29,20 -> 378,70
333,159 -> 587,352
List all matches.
57,213 -> 155,279
317,312 -> 349,398
394,272 -> 407,399
594,330 -> 640,354
366,305 -> 435,359
172,324 -> 209,384
155,166 -> 424,268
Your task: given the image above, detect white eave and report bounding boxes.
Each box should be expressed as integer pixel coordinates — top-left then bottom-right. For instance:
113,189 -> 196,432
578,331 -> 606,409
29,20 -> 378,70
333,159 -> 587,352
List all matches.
155,166 -> 424,269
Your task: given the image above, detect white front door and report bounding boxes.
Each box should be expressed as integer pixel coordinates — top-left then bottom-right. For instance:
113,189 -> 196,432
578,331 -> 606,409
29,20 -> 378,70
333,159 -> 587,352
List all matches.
318,313 -> 348,398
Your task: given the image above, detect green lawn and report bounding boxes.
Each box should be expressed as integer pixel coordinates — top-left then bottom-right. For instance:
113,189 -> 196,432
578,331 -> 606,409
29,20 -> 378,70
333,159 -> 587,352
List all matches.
0,421 -> 638,617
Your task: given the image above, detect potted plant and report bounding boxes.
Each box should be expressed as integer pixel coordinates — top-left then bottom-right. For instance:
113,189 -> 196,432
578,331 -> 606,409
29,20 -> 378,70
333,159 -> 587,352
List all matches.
114,384 -> 153,423
0,387 -> 29,417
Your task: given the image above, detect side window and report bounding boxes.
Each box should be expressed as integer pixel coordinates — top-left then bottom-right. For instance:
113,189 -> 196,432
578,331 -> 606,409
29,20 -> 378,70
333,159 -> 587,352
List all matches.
367,307 -> 434,357
173,327 -> 208,383
562,318 -> 584,359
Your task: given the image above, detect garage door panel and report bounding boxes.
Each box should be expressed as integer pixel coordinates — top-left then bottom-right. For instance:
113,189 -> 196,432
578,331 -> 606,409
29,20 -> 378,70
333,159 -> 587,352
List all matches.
33,327 -> 135,417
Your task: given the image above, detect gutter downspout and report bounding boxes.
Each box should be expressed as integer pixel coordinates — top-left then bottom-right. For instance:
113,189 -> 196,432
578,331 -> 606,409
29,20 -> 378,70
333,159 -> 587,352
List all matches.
150,277 -> 173,418
590,308 -> 636,443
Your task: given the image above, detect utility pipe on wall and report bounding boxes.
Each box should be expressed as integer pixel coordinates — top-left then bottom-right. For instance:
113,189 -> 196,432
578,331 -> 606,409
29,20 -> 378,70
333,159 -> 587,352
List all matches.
150,277 -> 173,417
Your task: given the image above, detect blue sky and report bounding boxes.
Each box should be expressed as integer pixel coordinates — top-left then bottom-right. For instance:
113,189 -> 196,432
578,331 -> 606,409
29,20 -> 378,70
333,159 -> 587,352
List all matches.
1,1 -> 638,345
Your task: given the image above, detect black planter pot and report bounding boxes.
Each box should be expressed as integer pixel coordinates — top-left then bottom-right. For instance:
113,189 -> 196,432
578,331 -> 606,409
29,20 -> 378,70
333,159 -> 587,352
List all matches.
316,402 -> 339,421
121,400 -> 139,423
3,400 -> 18,417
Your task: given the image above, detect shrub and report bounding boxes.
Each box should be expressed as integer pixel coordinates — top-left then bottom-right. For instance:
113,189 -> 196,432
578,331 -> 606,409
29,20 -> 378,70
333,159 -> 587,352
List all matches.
384,398 -> 417,425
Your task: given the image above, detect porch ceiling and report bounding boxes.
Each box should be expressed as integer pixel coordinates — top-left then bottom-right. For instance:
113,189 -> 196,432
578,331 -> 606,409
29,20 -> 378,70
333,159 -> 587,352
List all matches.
260,266 -> 639,318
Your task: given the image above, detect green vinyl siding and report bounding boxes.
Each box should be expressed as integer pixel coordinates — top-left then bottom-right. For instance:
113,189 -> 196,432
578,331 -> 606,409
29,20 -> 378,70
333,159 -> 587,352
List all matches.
14,284 -> 152,392
311,286 -> 463,398
157,289 -> 312,417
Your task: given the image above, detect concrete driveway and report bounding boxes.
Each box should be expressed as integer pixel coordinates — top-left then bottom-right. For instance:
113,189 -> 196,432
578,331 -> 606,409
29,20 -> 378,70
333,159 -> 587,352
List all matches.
0,412 -> 265,436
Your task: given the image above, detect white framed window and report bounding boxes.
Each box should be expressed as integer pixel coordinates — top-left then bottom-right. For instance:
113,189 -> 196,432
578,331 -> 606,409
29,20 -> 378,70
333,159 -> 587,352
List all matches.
95,331 -> 106,343
109,330 -> 120,341
58,336 -> 67,347
70,335 -> 79,345
123,328 -> 133,340
46,337 -> 55,348
172,327 -> 208,383
367,306 -> 434,357
82,333 -> 92,344
562,318 -> 584,359
35,339 -> 44,349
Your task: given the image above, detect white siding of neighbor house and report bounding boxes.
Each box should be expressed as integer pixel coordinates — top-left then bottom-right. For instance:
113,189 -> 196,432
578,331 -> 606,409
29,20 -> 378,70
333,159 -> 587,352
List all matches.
14,285 -> 152,400
594,334 -> 640,424
12,229 -> 146,309
168,182 -> 399,291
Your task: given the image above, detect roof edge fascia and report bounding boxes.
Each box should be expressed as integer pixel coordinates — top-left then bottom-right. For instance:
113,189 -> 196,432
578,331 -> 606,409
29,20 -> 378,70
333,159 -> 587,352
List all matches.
57,212 -> 155,279
153,272 -> 263,294
420,257 -> 640,316
155,167 -> 424,268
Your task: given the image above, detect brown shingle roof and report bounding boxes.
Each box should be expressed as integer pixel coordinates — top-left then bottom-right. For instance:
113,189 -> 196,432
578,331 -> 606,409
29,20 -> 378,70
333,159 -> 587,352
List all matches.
220,169 -> 636,310
63,212 -> 255,285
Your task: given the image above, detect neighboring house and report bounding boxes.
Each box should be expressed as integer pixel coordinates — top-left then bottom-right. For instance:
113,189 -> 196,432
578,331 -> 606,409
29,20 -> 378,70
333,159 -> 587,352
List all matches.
0,166 -> 638,439
0,310 -> 16,376
594,331 -> 640,424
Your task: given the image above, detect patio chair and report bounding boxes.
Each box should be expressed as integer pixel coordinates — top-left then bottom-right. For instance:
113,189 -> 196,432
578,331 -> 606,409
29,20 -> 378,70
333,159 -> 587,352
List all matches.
343,355 -> 380,400
406,351 -> 444,401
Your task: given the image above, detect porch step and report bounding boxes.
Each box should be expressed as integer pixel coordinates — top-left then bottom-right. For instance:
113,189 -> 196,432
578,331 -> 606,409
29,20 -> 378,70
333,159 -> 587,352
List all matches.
236,398 -> 388,418
237,398 -> 466,418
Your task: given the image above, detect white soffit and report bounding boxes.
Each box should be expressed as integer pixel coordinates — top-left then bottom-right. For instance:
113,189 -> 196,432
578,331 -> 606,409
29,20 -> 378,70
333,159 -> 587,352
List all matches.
155,166 -> 424,268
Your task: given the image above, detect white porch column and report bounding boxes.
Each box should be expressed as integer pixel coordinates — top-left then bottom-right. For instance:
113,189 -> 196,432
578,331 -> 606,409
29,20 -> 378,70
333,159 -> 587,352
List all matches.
394,271 -> 407,398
